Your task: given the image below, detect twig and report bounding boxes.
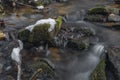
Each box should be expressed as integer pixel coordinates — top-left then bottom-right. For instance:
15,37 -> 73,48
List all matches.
29,68 -> 42,80
15,2 -> 36,9
17,64 -> 21,80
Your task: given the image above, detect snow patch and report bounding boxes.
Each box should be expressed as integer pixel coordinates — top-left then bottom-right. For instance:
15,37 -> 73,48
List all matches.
25,25 -> 35,32
11,48 -> 21,64
25,18 -> 56,32
37,6 -> 44,10
11,40 -> 23,64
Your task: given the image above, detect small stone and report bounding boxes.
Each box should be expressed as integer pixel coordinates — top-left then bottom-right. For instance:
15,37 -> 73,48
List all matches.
0,63 -> 4,73
0,52 -> 3,57
108,14 -> 120,22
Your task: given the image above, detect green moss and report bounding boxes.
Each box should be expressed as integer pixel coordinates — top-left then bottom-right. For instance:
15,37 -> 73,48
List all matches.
55,16 -> 62,29
28,23 -> 51,43
35,0 -> 52,6
67,39 -> 88,50
90,60 -> 106,80
28,17 -> 63,43
18,29 -> 30,41
30,60 -> 55,76
88,7 -> 108,16
36,0 -> 44,6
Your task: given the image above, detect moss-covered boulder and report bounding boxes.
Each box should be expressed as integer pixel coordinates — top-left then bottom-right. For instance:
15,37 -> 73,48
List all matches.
18,29 -> 30,42
67,38 -> 89,50
29,59 -> 55,80
90,60 -> 106,80
85,7 -> 109,22
18,16 -> 62,47
88,7 -> 109,16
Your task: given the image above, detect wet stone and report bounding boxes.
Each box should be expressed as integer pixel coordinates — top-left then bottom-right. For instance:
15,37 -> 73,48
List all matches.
0,52 -> 3,57
0,63 -> 4,73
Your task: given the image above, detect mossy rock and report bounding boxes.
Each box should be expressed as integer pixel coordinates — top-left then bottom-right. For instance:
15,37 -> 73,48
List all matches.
55,16 -> 62,34
85,15 -> 107,22
18,17 -> 62,47
88,7 -> 109,16
85,7 -> 109,22
34,0 -> 52,6
67,38 -> 89,50
18,29 -> 30,42
90,60 -> 106,80
28,23 -> 53,43
30,60 -> 55,77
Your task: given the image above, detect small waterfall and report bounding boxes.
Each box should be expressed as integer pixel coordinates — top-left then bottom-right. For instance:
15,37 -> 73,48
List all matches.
58,43 -> 105,80
92,44 -> 105,57
75,44 -> 105,80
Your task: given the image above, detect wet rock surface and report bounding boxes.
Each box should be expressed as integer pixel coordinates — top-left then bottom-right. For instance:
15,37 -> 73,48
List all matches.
106,47 -> 120,80
0,0 -> 120,80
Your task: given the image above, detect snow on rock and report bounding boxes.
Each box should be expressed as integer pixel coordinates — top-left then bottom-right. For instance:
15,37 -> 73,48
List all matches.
25,18 -> 56,32
11,48 -> 21,64
36,5 -> 44,10
25,25 -> 35,32
11,40 -> 23,64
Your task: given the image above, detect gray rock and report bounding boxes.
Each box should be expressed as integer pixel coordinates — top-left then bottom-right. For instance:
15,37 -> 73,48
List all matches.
0,58 -> 7,73
0,63 -> 3,73
0,52 -> 3,57
108,14 -> 120,22
107,47 -> 120,80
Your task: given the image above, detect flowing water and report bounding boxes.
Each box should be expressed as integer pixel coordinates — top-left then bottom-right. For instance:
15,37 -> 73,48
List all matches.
0,0 -> 119,80
54,43 -> 105,80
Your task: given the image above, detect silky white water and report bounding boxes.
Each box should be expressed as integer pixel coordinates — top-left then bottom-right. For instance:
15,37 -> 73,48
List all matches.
56,44 -> 105,80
